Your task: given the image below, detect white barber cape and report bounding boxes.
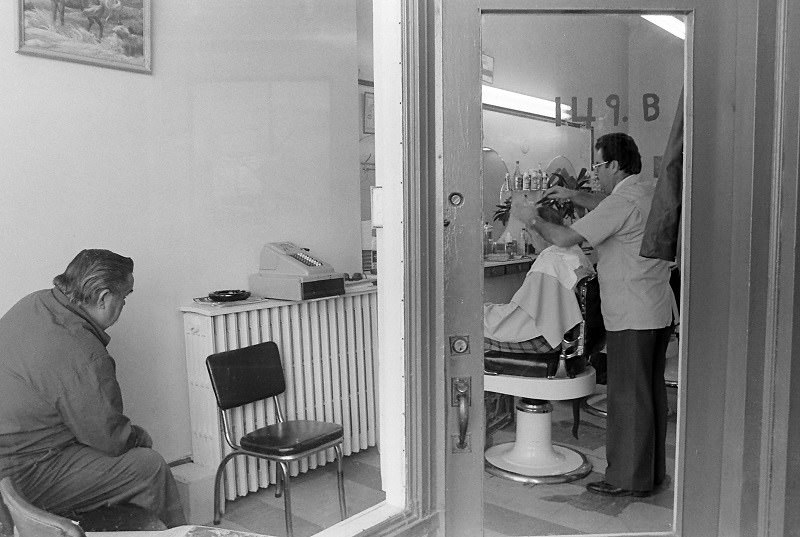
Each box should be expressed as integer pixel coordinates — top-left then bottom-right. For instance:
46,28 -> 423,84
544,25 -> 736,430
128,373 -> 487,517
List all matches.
483,245 -> 595,349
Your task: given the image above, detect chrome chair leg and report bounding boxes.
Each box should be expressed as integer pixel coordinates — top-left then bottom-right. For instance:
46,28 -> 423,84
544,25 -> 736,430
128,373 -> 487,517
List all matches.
213,452 -> 239,525
334,443 -> 347,519
279,461 -> 293,537
275,463 -> 283,498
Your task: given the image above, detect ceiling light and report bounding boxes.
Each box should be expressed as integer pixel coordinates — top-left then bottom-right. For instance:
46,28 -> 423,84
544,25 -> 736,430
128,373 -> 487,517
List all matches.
482,85 -> 571,120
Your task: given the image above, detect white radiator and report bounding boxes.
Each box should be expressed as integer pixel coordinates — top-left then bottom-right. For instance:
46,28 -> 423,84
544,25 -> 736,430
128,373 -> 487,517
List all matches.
182,290 -> 379,502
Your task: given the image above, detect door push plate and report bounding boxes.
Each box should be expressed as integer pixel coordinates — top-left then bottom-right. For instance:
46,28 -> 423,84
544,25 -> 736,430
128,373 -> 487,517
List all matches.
451,377 -> 471,406
451,433 -> 472,453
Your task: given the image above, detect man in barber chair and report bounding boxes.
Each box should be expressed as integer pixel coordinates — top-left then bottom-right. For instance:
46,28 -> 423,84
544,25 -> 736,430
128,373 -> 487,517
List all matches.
514,133 -> 677,498
0,249 -> 186,530
484,205 -> 596,359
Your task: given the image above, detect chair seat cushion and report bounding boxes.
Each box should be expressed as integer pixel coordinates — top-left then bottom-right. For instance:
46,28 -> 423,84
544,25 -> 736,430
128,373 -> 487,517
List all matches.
484,351 -> 561,378
240,421 -> 343,456
483,336 -> 555,354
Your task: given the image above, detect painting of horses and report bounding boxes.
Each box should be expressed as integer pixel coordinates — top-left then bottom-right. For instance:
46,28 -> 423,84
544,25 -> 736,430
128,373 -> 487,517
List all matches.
17,0 -> 151,73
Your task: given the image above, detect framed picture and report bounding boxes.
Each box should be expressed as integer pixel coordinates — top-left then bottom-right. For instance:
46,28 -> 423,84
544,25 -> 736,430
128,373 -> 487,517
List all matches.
363,91 -> 375,135
481,53 -> 494,84
16,0 -> 152,74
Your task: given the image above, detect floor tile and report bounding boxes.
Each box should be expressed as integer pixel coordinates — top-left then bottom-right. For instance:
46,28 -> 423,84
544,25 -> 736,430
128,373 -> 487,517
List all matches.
484,501 -> 577,536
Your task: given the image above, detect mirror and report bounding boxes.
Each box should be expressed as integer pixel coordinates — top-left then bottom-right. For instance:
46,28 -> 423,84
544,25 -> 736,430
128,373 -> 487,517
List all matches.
481,147 -> 509,238
482,113 -> 593,243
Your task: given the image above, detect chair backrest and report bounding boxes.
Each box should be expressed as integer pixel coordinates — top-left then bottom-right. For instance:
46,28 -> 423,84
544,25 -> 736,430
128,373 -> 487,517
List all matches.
562,275 -> 605,359
578,274 -> 605,354
0,478 -> 85,537
206,341 -> 286,410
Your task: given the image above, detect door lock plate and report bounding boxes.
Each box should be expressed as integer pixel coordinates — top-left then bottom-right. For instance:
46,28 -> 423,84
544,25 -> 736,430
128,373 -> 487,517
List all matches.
449,335 -> 470,355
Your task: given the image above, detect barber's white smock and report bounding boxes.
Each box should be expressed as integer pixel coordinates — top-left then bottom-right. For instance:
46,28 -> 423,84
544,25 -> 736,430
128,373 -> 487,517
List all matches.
570,174 -> 677,331
483,245 -> 594,348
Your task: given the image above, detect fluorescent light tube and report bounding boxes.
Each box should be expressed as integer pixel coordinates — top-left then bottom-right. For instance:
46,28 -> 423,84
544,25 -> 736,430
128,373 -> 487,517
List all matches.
641,15 -> 686,40
482,85 -> 571,120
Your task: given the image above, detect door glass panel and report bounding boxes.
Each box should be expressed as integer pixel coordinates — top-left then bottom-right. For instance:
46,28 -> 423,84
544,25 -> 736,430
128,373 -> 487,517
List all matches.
481,12 -> 685,535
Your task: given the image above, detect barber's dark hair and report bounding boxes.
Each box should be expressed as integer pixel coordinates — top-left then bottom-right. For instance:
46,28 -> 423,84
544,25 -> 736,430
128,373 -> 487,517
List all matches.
53,249 -> 134,305
595,132 -> 642,175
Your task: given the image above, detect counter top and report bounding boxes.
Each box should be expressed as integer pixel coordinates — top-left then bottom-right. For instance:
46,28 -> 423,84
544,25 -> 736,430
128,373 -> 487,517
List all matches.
180,284 -> 377,315
484,255 -> 535,278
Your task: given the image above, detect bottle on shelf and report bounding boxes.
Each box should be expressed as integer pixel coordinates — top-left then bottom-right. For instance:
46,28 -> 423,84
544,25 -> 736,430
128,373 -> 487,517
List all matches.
513,161 -> 523,190
537,163 -> 547,189
500,172 -> 511,201
523,170 -> 532,190
518,228 -> 528,256
483,222 -> 494,256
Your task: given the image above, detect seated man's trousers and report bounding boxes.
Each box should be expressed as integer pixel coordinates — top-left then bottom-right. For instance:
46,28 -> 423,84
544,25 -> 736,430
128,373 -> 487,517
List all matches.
7,443 -> 186,527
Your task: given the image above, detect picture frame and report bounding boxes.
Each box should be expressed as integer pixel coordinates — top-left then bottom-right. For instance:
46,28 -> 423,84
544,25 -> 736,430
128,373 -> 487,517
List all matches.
363,91 -> 375,135
16,0 -> 152,74
481,53 -> 494,84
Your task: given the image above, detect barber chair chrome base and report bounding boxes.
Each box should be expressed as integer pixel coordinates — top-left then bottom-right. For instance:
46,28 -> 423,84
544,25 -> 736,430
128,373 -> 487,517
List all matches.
484,367 -> 595,484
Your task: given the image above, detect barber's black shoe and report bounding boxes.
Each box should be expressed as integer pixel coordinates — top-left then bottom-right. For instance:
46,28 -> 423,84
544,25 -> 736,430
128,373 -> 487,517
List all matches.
586,480 -> 651,497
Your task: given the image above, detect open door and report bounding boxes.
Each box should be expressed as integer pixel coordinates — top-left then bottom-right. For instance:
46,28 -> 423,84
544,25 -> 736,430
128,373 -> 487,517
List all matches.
433,0 -> 800,536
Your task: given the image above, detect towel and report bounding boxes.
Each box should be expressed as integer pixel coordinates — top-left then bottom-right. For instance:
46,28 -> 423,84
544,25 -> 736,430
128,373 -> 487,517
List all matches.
483,245 -> 594,348
530,245 -> 592,290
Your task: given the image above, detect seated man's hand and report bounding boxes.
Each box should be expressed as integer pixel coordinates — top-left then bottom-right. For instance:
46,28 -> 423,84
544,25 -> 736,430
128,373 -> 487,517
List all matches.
130,424 -> 153,449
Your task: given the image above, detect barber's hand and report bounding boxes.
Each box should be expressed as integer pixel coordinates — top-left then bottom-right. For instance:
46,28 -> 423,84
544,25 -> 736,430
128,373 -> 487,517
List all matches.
130,424 -> 153,449
540,185 -> 573,202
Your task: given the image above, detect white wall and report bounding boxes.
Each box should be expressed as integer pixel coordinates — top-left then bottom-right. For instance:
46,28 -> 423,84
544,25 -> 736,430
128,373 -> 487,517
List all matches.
628,17 -> 685,180
481,13 -> 683,190
0,0 -> 361,462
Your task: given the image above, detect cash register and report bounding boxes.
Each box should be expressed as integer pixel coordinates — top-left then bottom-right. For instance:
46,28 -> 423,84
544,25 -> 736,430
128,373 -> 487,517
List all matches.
249,242 -> 346,301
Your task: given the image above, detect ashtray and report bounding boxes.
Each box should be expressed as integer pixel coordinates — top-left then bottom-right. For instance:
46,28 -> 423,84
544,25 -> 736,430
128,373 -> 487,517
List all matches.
208,290 -> 251,302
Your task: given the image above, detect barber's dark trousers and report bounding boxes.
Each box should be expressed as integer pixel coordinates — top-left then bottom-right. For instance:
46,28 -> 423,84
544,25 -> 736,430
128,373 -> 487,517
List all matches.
604,326 -> 672,492
9,444 -> 186,527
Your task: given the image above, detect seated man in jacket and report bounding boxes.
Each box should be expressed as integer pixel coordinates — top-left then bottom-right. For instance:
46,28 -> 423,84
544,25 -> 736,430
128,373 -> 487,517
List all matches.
484,206 -> 596,354
0,249 -> 186,528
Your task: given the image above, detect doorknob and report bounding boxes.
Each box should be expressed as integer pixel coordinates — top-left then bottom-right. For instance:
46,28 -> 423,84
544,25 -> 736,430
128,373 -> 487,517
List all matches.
452,377 -> 471,450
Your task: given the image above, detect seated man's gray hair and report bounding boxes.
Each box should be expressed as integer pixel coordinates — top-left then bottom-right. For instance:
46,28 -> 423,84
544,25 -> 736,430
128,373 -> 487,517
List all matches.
53,249 -> 134,305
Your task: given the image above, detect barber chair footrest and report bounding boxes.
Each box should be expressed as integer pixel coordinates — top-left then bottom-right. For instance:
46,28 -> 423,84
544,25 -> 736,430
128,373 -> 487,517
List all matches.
485,442 -> 592,484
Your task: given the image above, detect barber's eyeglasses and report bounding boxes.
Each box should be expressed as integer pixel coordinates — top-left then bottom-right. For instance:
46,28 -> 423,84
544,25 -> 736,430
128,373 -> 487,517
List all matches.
591,161 -> 609,170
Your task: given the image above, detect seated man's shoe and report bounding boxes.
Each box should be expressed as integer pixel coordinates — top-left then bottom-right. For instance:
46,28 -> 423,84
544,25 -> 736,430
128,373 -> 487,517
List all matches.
586,480 -> 651,497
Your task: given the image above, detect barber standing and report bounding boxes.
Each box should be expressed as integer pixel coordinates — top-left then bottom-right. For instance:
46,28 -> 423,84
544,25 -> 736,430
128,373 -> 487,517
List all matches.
513,132 -> 676,497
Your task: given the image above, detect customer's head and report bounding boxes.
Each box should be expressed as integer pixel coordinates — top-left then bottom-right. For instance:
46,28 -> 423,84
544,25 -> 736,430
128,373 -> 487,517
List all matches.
53,249 -> 134,329
536,204 -> 563,225
594,133 -> 641,193
527,204 -> 564,253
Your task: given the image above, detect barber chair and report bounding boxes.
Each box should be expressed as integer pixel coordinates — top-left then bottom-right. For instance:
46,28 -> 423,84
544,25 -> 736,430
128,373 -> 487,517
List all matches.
483,275 -> 605,484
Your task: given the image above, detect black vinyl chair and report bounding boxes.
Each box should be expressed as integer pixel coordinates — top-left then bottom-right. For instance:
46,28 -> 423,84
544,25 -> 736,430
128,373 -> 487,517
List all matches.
206,341 -> 347,537
0,477 -> 85,537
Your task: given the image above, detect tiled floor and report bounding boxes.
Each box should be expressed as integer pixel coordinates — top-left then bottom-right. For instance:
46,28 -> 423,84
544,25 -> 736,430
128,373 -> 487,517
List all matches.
483,390 -> 677,536
218,338 -> 679,537
208,447 -> 385,537
483,335 -> 679,536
